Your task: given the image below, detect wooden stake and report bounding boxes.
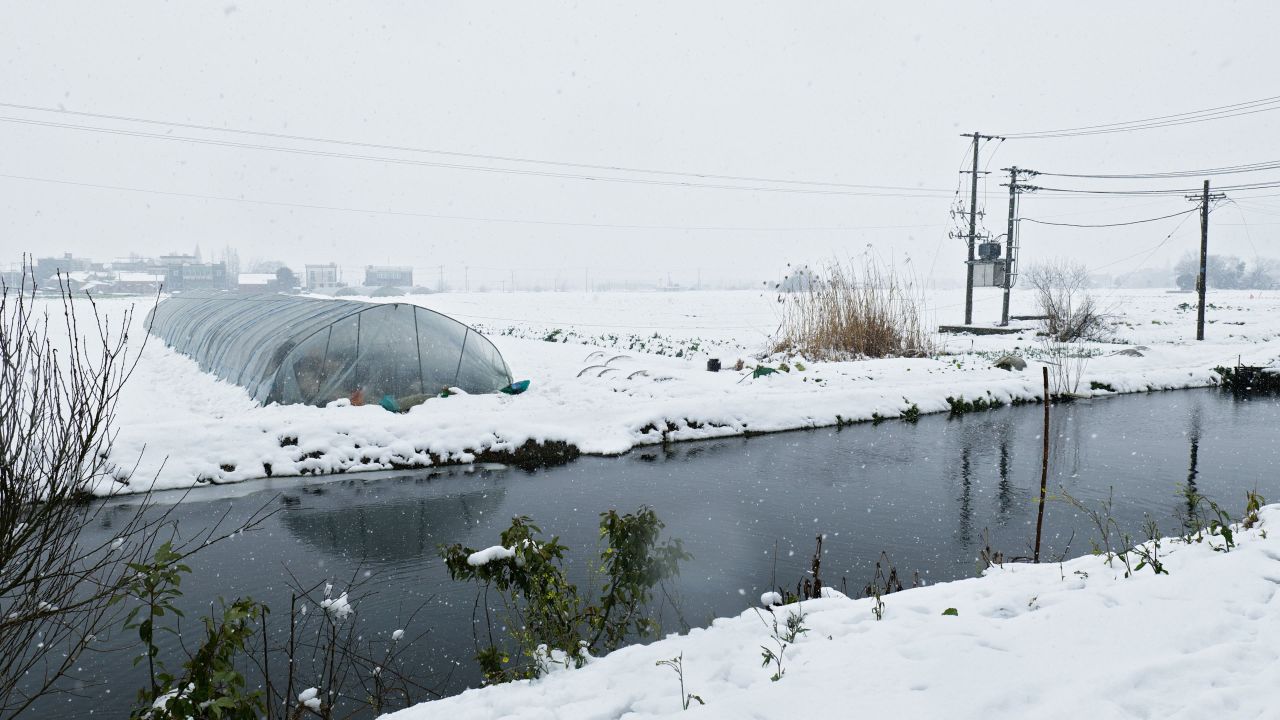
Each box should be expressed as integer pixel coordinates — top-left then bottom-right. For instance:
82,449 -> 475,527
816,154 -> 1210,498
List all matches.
1034,366 -> 1050,563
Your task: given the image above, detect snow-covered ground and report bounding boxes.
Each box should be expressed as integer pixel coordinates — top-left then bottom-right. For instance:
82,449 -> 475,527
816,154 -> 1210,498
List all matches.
71,286 -> 1280,494
386,505 -> 1280,720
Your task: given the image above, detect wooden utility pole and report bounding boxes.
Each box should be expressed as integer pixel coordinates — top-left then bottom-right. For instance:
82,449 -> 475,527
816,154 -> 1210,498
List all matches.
959,132 -> 999,325
1186,180 -> 1225,341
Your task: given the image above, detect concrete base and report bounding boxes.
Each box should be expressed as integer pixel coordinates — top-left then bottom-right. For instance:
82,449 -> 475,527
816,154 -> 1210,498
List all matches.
938,324 -> 1023,336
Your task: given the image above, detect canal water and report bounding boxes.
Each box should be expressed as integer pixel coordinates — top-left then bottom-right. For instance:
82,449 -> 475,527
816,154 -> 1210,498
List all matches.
30,388 -> 1280,718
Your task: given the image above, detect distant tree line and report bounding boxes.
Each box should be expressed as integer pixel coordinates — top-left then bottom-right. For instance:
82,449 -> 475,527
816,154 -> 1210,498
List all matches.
1174,253 -> 1279,291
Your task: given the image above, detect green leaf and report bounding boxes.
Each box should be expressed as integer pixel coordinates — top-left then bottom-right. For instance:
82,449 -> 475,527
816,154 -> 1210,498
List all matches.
941,607 -> 959,616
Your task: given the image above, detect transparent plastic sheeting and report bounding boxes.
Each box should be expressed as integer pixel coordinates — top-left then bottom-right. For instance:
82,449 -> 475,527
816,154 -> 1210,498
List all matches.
146,293 -> 513,407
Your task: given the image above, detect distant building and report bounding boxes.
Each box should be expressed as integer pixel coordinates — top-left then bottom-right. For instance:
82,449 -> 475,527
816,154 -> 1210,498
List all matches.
237,273 -> 280,292
305,263 -> 342,291
62,271 -> 111,292
111,272 -> 165,295
364,265 -> 413,288
35,253 -> 92,283
159,253 -> 198,267
106,257 -> 157,273
159,254 -> 228,291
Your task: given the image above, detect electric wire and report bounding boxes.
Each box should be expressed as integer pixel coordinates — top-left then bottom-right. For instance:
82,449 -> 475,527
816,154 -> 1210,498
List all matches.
1034,180 -> 1280,197
0,172 -> 947,232
1021,208 -> 1197,228
1032,159 -> 1280,180
999,94 -> 1280,139
0,108 -> 954,196
1090,209 -> 1200,276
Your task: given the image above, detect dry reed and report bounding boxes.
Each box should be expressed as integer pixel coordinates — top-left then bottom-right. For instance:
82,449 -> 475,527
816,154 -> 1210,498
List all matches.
771,258 -> 936,359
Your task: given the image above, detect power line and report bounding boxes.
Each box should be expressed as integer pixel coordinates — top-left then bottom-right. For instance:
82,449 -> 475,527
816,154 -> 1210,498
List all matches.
0,104 -> 955,196
1088,210 -> 1200,275
1034,180 -> 1280,197
999,94 -> 1280,139
1032,159 -> 1280,180
1021,208 -> 1197,228
0,172 -> 948,232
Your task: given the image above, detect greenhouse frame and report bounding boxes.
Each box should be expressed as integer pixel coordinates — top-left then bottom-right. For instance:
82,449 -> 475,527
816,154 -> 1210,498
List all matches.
146,293 -> 513,409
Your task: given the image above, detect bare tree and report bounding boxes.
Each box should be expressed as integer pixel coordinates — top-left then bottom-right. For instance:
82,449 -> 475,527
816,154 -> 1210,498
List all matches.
1024,259 -> 1105,341
0,266 -> 170,716
0,265 -> 263,717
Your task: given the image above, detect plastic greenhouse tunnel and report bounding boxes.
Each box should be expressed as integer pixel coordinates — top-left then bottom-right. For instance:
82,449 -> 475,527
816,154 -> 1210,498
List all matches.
146,293 -> 518,411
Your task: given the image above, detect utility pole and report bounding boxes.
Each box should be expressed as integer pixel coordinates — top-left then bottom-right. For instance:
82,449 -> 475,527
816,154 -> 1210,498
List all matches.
958,132 -> 1000,325
1186,180 -> 1225,341
999,167 -> 1038,326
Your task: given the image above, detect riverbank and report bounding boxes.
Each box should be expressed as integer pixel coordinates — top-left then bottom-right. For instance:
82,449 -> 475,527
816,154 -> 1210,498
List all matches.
387,504 -> 1280,719
75,287 -> 1280,494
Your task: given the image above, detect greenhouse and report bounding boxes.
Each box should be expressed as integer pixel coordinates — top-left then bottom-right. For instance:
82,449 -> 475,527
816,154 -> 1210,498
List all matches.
146,293 -> 514,409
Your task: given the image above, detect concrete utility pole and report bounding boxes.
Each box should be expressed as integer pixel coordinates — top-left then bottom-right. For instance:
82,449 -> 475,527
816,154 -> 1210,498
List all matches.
959,132 -> 1000,325
1002,168 -> 1019,327
1186,180 -> 1225,341
999,167 -> 1037,326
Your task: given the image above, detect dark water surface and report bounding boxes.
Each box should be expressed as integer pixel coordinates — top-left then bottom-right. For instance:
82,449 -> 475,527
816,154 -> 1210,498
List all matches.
30,389 -> 1280,718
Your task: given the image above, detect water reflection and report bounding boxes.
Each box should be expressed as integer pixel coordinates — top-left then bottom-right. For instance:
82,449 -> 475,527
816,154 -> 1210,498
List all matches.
281,487 -> 506,564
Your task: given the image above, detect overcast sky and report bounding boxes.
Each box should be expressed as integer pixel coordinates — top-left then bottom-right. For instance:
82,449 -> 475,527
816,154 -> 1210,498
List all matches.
2,2 -> 1278,289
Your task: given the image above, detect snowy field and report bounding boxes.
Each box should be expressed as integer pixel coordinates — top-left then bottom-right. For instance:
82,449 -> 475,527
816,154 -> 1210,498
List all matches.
385,505 -> 1280,720
67,286 -> 1280,495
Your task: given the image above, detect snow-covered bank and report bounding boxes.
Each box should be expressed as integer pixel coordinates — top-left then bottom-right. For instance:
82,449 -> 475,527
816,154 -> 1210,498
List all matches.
78,288 -> 1280,494
386,505 -> 1280,720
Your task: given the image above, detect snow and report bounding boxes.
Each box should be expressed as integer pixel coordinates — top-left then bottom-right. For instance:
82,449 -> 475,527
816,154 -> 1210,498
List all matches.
759,591 -> 783,607
467,545 -> 516,566
319,591 -> 353,620
49,287 -> 1280,495
297,687 -> 321,711
384,505 -> 1280,720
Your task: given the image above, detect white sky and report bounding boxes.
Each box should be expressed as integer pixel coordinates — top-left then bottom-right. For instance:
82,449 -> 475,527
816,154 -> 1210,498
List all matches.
1,1 -> 1278,289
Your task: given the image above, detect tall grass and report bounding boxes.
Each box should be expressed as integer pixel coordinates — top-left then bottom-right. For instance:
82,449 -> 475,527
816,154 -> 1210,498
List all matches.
771,258 -> 936,359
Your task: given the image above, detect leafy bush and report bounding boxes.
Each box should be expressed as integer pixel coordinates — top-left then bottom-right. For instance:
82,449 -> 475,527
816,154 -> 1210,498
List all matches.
440,507 -> 689,683
125,542 -> 266,720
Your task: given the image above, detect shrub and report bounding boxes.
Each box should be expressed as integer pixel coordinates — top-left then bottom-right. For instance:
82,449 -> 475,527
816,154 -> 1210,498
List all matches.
1024,259 -> 1106,341
440,507 -> 689,683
